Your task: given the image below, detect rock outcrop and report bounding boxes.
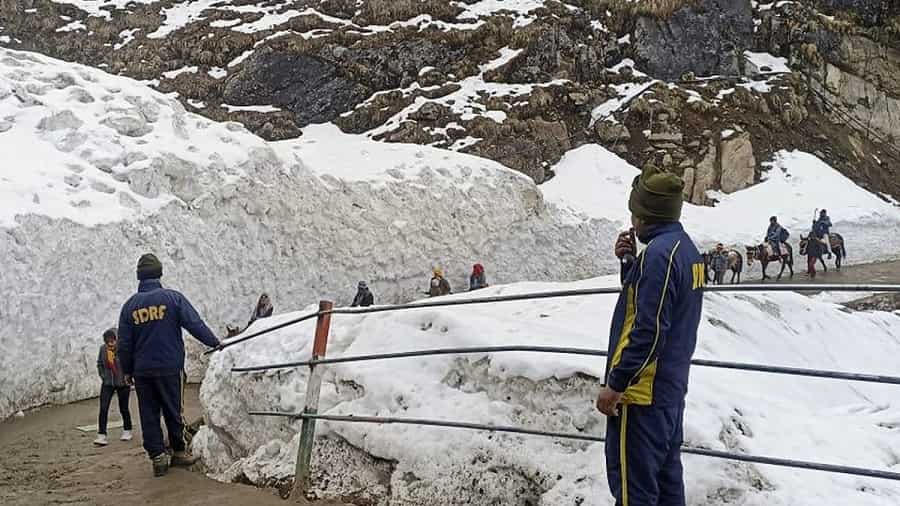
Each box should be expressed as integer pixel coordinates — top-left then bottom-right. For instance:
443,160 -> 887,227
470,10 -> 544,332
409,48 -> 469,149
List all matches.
719,131 -> 756,194
0,0 -> 897,197
633,0 -> 754,80
223,49 -> 370,127
814,0 -> 900,26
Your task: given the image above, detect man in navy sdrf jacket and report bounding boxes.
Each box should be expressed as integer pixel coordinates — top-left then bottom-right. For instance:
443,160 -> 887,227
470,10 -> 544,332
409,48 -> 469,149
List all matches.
118,253 -> 221,477
596,164 -> 705,506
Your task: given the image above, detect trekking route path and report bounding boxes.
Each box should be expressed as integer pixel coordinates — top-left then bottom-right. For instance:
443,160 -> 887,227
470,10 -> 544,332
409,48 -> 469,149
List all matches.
0,385 -> 348,506
747,258 -> 900,284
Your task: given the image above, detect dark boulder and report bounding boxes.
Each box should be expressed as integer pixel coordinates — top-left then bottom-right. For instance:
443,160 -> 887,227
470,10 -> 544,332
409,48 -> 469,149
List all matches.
632,0 -> 754,80
223,48 -> 371,127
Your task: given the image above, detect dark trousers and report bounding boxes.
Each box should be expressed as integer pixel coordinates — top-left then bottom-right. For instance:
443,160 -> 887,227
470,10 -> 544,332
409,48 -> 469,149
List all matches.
98,385 -> 132,434
134,374 -> 185,458
606,403 -> 685,506
714,269 -> 726,285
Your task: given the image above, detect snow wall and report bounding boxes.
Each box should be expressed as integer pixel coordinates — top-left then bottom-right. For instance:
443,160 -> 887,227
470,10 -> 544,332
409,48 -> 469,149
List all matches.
0,48 -> 619,419
196,278 -> 900,505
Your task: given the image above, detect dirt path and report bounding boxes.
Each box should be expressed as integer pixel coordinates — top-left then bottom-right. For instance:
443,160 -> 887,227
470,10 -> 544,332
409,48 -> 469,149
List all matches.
0,385 -> 345,506
742,258 -> 900,284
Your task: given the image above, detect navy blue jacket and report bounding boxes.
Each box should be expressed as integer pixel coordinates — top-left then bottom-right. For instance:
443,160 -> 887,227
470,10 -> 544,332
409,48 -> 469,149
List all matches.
766,223 -> 784,243
605,222 -> 705,407
118,279 -> 220,376
813,216 -> 832,238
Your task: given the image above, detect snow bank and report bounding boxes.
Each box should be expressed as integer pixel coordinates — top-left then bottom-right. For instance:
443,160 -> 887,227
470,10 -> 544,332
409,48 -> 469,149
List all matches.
744,51 -> 791,74
196,277 -> 900,505
0,48 -> 618,419
543,145 -> 900,267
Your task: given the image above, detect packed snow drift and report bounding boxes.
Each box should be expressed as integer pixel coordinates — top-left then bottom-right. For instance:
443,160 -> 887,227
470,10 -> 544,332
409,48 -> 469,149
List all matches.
543,144 -> 900,261
0,47 -> 619,419
196,277 -> 900,505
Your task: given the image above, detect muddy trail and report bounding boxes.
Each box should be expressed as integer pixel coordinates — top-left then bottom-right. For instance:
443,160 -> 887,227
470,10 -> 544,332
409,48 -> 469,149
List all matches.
0,385 -> 348,506
740,258 -> 900,285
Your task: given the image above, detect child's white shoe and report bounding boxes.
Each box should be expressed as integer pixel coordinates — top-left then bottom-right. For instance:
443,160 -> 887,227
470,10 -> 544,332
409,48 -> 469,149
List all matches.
93,434 -> 109,446
120,430 -> 133,441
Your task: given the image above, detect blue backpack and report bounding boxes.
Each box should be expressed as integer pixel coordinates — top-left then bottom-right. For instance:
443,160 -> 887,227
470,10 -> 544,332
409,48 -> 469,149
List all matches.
779,227 -> 790,242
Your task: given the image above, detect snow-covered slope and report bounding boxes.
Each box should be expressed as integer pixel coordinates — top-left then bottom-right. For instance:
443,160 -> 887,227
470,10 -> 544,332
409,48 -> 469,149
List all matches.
195,277 -> 900,505
0,47 -> 619,419
543,144 -> 900,265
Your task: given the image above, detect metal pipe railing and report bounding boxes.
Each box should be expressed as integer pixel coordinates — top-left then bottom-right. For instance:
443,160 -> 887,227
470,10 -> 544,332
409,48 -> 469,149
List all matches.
328,283 -> 900,316
248,411 -> 900,482
230,344 -> 900,386
231,284 -> 900,494
208,310 -> 320,354
211,284 -> 900,354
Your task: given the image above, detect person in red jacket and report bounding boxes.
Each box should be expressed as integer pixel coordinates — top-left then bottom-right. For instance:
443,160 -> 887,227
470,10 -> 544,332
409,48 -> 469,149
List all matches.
596,165 -> 705,506
469,264 -> 488,291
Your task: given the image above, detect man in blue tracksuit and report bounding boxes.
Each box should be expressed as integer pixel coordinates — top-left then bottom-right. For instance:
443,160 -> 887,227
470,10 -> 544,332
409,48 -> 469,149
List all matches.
118,253 -> 221,477
813,209 -> 833,258
596,164 -> 704,506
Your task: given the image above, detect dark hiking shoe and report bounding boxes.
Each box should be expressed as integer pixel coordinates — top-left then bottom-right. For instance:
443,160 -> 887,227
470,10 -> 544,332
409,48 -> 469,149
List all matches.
170,451 -> 199,467
152,453 -> 169,477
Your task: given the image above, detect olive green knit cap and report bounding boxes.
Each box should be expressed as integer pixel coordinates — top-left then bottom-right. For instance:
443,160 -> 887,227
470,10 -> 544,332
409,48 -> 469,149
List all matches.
628,164 -> 685,223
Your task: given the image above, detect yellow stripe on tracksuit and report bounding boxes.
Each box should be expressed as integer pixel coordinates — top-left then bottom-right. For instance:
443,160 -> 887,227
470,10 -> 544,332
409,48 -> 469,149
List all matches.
620,404 -> 630,506
179,371 -> 186,447
610,241 -> 681,406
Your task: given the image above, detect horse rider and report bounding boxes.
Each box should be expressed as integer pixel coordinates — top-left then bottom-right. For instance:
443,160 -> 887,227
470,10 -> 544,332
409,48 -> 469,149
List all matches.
765,216 -> 787,258
813,209 -> 833,259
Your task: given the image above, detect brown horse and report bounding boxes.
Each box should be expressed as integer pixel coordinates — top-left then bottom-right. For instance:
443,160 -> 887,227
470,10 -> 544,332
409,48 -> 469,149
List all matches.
800,233 -> 846,277
746,243 -> 794,280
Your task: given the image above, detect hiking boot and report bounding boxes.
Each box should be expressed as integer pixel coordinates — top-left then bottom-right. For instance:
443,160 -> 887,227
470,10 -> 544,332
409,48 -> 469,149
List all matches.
120,430 -> 133,441
170,451 -> 199,467
93,434 -> 108,446
152,453 -> 169,477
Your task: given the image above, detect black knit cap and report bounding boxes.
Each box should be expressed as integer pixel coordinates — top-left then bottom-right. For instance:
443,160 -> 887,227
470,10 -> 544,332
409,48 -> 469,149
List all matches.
137,253 -> 163,281
103,328 -> 117,341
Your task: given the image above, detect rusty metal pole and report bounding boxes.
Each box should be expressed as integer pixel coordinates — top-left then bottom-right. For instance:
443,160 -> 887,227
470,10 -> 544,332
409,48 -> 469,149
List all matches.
291,300 -> 333,499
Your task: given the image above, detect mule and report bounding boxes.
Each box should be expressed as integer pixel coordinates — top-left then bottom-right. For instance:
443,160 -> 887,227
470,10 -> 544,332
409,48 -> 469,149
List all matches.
705,249 -> 743,284
799,233 -> 846,273
746,242 -> 794,280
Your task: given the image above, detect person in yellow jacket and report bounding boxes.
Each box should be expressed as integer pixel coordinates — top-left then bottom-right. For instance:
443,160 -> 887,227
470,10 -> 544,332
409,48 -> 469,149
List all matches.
428,267 -> 451,297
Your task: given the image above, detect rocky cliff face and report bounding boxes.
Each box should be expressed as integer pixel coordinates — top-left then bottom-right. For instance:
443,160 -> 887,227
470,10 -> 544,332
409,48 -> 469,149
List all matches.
633,0 -> 754,80
0,0 -> 897,198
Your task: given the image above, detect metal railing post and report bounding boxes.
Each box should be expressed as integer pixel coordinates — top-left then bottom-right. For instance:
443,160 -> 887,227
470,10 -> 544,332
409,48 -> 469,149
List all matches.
291,300 -> 333,499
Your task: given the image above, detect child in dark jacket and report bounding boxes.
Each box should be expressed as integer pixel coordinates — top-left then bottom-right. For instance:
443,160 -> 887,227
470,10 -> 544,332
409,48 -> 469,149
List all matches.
94,328 -> 133,446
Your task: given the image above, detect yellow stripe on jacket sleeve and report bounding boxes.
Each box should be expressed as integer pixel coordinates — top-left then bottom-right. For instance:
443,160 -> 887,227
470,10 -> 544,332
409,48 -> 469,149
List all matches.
609,248 -> 649,371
